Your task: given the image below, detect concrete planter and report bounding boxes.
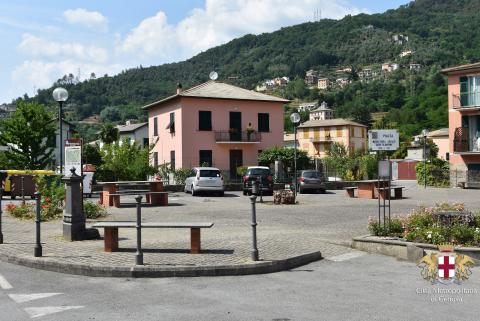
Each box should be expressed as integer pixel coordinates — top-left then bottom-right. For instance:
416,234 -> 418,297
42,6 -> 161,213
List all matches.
352,235 -> 480,263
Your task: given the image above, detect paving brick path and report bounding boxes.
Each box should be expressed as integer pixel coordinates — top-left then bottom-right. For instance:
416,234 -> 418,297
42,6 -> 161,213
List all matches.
0,182 -> 479,273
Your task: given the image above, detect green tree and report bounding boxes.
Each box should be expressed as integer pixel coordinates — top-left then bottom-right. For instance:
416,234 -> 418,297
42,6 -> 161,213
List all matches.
258,146 -> 310,174
0,102 -> 56,169
99,123 -> 119,144
97,139 -> 155,181
83,144 -> 103,167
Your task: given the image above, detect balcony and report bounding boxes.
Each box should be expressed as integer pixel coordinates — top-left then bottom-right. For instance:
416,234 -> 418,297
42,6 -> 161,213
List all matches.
311,135 -> 333,143
214,131 -> 261,143
452,92 -> 480,110
453,127 -> 480,154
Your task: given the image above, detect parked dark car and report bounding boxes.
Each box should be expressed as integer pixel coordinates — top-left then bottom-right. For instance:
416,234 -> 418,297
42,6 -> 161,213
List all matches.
297,170 -> 326,194
242,166 -> 274,196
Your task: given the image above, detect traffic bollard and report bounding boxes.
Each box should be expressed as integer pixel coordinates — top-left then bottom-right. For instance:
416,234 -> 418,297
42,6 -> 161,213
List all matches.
34,192 -> 42,257
135,195 -> 143,265
0,187 -> 3,244
249,193 -> 259,261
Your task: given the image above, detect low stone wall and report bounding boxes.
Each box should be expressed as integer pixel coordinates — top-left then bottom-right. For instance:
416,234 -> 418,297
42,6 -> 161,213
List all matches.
352,235 -> 480,263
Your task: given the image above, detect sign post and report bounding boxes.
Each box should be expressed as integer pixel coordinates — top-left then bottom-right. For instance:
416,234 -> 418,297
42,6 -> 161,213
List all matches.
369,130 -> 399,230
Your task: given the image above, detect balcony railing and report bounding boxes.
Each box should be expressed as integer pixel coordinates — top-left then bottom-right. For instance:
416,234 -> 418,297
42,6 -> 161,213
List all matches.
453,127 -> 480,153
214,131 -> 261,143
452,92 -> 480,109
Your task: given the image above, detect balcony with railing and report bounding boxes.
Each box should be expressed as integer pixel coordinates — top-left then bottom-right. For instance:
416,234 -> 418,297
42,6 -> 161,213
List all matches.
214,130 -> 261,143
452,92 -> 480,110
453,127 -> 480,154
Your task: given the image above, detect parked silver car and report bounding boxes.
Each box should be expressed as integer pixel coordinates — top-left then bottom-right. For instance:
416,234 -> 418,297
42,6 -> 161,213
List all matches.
297,170 -> 326,193
184,167 -> 225,196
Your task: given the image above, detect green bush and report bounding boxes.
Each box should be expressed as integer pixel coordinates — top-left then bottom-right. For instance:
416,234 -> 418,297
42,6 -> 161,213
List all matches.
5,203 -> 35,220
236,166 -> 248,177
416,158 -> 449,187
35,175 -> 65,220
83,201 -> 107,219
173,168 -> 192,185
368,203 -> 480,246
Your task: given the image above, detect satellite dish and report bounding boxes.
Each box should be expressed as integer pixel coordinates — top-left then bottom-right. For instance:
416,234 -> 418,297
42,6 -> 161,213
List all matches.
209,71 -> 218,81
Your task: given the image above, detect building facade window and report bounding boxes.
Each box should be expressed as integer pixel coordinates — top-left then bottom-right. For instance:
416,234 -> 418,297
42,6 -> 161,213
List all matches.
258,113 -> 270,132
167,112 -> 175,133
170,150 -> 175,170
199,111 -> 212,131
153,117 -> 158,136
199,150 -> 212,166
143,138 -> 149,147
153,152 -> 158,168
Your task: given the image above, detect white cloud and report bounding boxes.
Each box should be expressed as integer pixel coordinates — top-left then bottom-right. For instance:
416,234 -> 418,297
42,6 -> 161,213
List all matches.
118,0 -> 366,62
18,34 -> 108,63
63,8 -> 108,31
11,59 -> 122,98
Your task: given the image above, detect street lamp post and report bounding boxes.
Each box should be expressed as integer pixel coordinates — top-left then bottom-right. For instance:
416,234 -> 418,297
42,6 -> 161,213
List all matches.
52,87 -> 69,175
290,113 -> 301,202
422,129 -> 429,189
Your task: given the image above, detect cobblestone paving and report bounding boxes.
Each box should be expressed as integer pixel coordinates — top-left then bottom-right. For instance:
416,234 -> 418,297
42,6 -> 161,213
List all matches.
0,182 -> 479,269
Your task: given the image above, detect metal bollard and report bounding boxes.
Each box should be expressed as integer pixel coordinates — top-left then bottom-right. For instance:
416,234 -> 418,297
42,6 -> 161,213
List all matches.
0,187 -> 3,244
258,177 -> 263,203
34,192 -> 42,257
21,176 -> 25,205
135,195 -> 143,265
249,194 -> 259,261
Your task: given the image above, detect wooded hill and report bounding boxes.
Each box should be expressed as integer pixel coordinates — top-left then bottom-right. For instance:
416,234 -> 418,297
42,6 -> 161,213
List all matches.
20,0 -> 480,139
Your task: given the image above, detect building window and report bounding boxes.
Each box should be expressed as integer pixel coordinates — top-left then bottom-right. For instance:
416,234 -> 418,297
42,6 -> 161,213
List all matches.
199,150 -> 212,167
170,150 -> 175,170
258,113 -> 270,132
303,129 -> 309,139
153,117 -> 158,136
153,152 -> 158,168
166,112 -> 175,133
199,111 -> 212,131
143,138 -> 149,148
336,126 -> 343,137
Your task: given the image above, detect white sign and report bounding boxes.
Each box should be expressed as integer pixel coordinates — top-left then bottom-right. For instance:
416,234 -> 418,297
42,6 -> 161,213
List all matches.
64,145 -> 82,176
368,130 -> 399,151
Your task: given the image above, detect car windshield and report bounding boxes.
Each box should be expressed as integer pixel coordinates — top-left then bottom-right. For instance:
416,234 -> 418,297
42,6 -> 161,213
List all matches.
303,171 -> 321,178
199,170 -> 221,178
248,168 -> 270,176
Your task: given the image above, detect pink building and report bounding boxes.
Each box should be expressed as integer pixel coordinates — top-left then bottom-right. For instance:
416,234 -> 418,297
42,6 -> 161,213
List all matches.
442,62 -> 480,186
143,81 -> 288,178
428,128 -> 449,160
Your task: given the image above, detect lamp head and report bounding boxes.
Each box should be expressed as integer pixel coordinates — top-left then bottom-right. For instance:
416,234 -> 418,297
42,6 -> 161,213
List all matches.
422,129 -> 429,137
290,112 -> 301,125
52,87 -> 68,102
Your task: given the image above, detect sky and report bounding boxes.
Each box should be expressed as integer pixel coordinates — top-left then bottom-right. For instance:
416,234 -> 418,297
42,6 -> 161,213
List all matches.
0,0 -> 410,104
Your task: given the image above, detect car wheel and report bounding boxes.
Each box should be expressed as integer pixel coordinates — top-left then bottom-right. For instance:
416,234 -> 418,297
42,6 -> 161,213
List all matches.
242,190 -> 247,196
184,186 -> 189,193
219,191 -> 224,197
320,189 -> 326,194
191,185 -> 196,196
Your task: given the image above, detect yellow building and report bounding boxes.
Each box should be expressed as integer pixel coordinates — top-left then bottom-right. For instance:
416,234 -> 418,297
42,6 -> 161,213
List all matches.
297,118 -> 367,158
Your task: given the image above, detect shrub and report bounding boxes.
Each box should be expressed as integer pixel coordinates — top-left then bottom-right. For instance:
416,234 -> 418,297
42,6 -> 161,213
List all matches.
416,159 -> 449,187
83,201 -> 107,219
5,203 -> 35,220
173,168 -> 192,185
368,216 -> 404,236
236,166 -> 248,177
450,225 -> 476,246
35,175 -> 65,220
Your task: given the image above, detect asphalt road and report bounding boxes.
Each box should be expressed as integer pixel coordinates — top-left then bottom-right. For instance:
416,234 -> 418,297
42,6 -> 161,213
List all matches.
0,251 -> 478,321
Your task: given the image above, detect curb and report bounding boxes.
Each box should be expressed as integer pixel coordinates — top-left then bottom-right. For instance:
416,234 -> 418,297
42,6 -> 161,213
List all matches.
352,235 -> 480,263
0,251 -> 322,278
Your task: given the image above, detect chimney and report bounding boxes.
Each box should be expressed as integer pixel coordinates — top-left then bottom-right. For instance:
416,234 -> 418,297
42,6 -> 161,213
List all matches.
176,83 -> 182,94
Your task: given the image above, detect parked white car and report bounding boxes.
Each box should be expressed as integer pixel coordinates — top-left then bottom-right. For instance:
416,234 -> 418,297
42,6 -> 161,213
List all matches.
184,167 -> 225,196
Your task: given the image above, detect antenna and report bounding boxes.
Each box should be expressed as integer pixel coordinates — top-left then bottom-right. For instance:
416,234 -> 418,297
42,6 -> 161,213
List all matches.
209,71 -> 218,81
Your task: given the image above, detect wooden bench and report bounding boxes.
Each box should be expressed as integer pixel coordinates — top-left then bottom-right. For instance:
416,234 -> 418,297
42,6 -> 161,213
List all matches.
376,186 -> 405,199
108,191 -> 168,207
344,187 -> 357,198
91,221 -> 214,254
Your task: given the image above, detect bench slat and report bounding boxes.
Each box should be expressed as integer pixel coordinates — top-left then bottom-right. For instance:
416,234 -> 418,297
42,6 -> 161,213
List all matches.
92,221 -> 214,228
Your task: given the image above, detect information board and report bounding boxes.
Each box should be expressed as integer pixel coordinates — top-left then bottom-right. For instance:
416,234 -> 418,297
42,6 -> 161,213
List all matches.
368,130 -> 399,151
